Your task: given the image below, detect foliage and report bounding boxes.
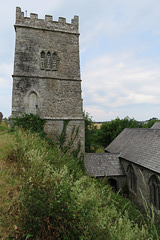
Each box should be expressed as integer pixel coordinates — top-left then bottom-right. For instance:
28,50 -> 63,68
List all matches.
142,118 -> 160,128
58,120 -> 70,150
1,114 -> 160,239
11,113 -> 46,138
0,129 -> 159,239
97,116 -> 140,148
84,112 -> 100,152
57,120 -> 82,159
0,122 -> 10,132
84,115 -> 141,151
0,132 -> 21,239
84,115 -> 160,152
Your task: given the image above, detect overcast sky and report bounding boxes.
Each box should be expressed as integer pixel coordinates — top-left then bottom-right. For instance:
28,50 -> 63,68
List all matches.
1,0 -> 160,121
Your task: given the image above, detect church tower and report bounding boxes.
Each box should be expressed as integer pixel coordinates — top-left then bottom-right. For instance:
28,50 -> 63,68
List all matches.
12,7 -> 85,153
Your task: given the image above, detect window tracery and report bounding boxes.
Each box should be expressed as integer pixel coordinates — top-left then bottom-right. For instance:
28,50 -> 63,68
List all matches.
40,51 -> 58,71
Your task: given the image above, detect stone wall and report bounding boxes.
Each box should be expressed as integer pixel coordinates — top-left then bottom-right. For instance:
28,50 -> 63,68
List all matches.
121,158 -> 160,208
108,176 -> 126,192
12,7 -> 85,153
44,119 -> 85,153
12,77 -> 83,118
15,7 -> 79,35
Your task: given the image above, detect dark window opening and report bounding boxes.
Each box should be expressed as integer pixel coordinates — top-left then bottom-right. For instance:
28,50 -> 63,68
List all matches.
149,175 -> 160,210
41,51 -> 45,70
47,52 -> 51,70
127,164 -> 136,192
108,178 -> 117,192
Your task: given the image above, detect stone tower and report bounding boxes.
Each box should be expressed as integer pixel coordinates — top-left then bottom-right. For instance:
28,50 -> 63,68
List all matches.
12,7 -> 85,153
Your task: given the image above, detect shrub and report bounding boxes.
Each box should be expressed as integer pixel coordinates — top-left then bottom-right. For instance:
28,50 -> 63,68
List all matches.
0,122 -> 9,132
11,113 -> 46,137
1,129 -> 159,239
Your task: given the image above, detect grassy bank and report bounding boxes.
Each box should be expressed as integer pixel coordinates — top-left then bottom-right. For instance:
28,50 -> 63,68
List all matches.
0,125 -> 159,239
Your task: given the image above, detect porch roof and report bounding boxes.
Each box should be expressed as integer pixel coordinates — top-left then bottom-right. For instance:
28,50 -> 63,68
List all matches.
85,153 -> 125,177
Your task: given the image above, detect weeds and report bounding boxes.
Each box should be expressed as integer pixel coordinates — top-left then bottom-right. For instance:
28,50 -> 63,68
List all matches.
0,121 -> 10,133
0,127 -> 160,239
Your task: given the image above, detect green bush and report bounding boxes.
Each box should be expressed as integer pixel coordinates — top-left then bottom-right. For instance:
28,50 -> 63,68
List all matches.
6,130 -> 159,239
11,113 -> 46,137
0,124 -> 9,132
0,122 -> 9,132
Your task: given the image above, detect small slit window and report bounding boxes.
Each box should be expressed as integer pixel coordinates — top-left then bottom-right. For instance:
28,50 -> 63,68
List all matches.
47,52 -> 51,70
41,51 -> 45,70
52,52 -> 57,71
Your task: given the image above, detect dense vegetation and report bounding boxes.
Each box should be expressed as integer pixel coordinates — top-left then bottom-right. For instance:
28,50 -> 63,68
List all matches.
84,112 -> 160,152
0,115 -> 160,239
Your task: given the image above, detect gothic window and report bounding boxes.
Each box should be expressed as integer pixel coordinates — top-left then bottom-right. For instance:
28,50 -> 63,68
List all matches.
52,52 -> 57,71
28,92 -> 38,114
46,51 -> 51,70
149,175 -> 160,210
127,164 -> 136,192
41,51 -> 45,70
40,51 -> 58,71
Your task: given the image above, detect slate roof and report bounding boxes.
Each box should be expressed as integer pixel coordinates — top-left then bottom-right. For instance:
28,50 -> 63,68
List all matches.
151,122 -> 160,129
85,153 -> 125,177
105,128 -> 160,174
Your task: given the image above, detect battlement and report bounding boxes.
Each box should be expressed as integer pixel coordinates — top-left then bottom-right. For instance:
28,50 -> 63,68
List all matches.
15,7 -> 79,34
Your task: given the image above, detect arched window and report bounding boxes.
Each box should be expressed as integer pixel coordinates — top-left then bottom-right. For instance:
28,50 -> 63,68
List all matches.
41,51 -> 45,70
52,52 -> 57,71
149,175 -> 160,210
127,164 -> 136,192
28,92 -> 38,114
46,51 -> 51,70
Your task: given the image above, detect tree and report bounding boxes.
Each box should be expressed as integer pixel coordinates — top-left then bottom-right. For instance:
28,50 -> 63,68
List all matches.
97,117 -> 140,148
84,112 -> 99,152
142,118 -> 159,128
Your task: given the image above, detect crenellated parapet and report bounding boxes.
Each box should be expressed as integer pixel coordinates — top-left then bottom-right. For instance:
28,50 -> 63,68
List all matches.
12,7 -> 85,155
15,7 -> 79,34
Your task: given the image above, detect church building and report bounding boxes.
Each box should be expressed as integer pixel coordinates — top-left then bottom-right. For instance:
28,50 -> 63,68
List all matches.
11,7 -> 85,153
85,122 -> 160,210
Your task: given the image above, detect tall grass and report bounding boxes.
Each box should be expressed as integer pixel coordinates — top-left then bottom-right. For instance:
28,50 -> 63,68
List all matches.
0,128 -> 159,239
0,122 -> 9,133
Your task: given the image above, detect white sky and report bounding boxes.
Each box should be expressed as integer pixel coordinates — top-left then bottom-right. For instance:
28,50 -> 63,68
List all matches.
1,0 -> 160,121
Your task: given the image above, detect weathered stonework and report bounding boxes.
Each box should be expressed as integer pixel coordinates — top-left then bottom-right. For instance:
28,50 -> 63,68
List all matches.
12,7 -> 85,153
108,176 -> 126,192
121,159 -> 160,208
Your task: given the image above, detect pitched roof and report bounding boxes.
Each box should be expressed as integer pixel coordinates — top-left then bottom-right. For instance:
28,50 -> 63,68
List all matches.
85,153 -> 125,177
105,128 -> 160,174
151,122 -> 160,129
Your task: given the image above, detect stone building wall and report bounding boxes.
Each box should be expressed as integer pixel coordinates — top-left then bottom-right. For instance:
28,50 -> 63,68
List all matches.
121,158 -> 160,208
12,7 -> 85,153
108,176 -> 126,192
